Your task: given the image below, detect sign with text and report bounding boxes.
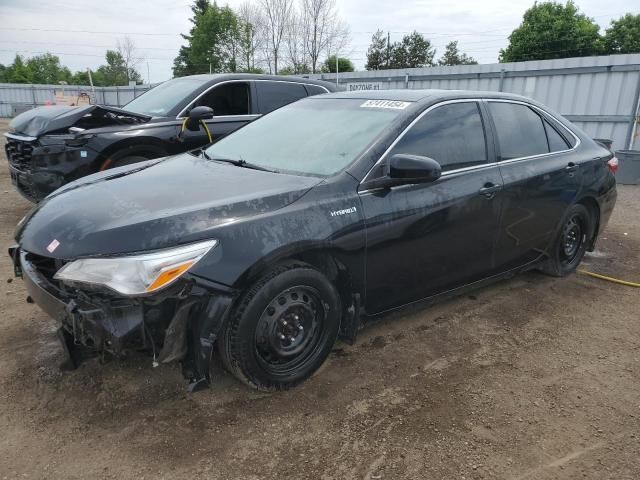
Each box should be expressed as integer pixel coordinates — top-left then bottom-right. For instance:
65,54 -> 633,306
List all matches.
346,82 -> 383,92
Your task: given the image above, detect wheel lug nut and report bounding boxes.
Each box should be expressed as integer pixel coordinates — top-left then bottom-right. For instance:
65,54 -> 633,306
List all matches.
298,325 -> 303,331
279,334 -> 286,340
281,319 -> 288,326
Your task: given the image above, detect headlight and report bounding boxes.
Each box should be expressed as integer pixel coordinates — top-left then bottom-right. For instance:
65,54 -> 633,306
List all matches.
54,240 -> 218,296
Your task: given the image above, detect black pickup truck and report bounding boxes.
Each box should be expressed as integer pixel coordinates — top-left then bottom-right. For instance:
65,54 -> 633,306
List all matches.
4,74 -> 336,202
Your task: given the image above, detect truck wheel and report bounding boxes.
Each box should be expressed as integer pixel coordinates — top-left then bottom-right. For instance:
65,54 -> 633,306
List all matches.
220,262 -> 341,391
540,204 -> 593,277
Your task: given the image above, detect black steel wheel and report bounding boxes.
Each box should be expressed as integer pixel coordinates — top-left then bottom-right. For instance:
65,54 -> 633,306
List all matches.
560,214 -> 583,263
541,203 -> 593,277
219,262 -> 341,391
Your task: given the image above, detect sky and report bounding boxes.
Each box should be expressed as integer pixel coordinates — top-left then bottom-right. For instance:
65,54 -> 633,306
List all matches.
0,0 -> 637,83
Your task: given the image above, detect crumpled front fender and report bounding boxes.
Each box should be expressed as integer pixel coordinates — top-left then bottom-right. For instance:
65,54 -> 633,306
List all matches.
162,278 -> 235,391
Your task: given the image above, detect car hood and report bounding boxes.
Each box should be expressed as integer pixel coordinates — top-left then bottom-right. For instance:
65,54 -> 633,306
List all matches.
8,105 -> 151,137
17,153 -> 322,259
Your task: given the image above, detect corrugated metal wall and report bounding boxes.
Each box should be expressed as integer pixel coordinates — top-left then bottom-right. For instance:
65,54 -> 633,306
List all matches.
2,54 -> 639,150
0,84 -> 152,117
306,54 -> 640,151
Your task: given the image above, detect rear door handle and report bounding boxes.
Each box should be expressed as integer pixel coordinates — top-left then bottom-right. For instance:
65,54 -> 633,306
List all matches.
479,183 -> 502,198
565,162 -> 579,172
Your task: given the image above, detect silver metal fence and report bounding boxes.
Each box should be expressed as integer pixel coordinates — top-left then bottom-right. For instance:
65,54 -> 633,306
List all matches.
0,83 -> 153,117
306,53 -> 640,151
2,53 -> 639,150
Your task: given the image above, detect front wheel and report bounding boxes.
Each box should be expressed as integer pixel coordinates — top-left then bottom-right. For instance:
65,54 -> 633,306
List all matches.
219,262 -> 341,391
541,204 -> 593,277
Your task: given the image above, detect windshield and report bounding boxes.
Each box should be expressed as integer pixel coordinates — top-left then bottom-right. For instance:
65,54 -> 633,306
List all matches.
204,98 -> 406,176
124,77 -> 211,117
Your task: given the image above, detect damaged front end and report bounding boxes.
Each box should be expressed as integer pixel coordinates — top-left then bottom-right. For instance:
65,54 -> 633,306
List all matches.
9,245 -> 234,391
5,105 -> 151,202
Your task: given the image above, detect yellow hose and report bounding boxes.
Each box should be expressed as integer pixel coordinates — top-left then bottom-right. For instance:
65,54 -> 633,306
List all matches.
578,269 -> 640,288
200,120 -> 213,143
179,118 -> 212,143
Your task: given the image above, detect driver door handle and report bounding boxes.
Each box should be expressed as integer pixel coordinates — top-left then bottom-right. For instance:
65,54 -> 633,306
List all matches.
479,183 -> 502,198
565,162 -> 579,172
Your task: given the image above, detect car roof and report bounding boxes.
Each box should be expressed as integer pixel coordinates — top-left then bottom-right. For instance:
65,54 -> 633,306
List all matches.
320,89 -> 531,104
184,73 -> 337,91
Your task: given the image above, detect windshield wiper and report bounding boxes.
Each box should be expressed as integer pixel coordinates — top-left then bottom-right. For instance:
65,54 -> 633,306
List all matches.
201,150 -> 276,173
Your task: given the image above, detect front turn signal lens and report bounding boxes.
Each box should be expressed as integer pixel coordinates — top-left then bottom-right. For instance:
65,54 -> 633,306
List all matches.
146,261 -> 195,292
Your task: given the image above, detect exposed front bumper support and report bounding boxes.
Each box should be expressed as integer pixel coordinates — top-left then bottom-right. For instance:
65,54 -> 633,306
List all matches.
11,245 -> 236,390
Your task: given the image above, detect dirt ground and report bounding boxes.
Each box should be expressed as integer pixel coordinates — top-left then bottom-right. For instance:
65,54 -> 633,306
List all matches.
0,117 -> 639,480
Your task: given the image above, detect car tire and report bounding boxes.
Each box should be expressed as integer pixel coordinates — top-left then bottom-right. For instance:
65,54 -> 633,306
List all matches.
219,262 -> 341,391
540,204 -> 593,277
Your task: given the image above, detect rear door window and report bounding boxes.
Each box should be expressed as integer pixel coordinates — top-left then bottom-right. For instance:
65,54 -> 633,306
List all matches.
256,81 -> 308,114
195,82 -> 250,116
488,102 -> 549,160
388,102 -> 488,172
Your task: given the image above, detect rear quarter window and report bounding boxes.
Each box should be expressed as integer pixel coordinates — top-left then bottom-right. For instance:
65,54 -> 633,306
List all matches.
305,84 -> 328,96
544,119 -> 570,152
257,81 -> 308,114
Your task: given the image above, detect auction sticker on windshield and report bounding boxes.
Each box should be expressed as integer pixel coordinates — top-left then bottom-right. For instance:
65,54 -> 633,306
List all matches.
360,100 -> 411,110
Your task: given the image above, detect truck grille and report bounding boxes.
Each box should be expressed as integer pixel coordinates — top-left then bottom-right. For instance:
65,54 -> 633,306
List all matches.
5,137 -> 37,171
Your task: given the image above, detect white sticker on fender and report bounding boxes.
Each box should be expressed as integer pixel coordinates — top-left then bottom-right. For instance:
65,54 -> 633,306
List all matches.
46,239 -> 60,253
360,99 -> 410,110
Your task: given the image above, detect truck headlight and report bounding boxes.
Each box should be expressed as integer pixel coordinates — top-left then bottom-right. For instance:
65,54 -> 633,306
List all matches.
54,240 -> 218,296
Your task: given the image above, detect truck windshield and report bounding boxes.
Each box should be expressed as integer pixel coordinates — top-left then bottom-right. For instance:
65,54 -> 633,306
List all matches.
204,98 -> 407,176
124,77 -> 210,117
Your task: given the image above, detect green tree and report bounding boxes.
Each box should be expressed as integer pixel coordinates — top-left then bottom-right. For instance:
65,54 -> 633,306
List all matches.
91,50 -> 142,86
320,55 -> 354,73
390,31 -> 435,68
365,30 -> 389,70
70,70 -> 91,85
438,41 -> 478,66
604,14 -> 640,54
95,50 -> 128,85
25,53 -> 73,84
173,1 -> 241,76
279,64 -> 310,75
173,0 -> 210,76
6,55 -> 31,83
500,1 -> 602,62
0,64 -> 7,83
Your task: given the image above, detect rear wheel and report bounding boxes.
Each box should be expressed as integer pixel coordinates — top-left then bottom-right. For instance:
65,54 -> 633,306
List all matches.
219,262 -> 341,391
541,204 -> 592,277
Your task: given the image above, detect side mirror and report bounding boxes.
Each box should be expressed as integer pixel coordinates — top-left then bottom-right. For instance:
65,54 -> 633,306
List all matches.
388,154 -> 442,183
186,106 -> 214,131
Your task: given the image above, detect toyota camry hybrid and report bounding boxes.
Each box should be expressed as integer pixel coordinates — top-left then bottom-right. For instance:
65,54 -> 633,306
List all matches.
9,89 -> 617,391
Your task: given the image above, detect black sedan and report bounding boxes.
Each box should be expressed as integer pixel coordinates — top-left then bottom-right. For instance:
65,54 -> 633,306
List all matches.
9,89 -> 617,391
4,74 -> 336,202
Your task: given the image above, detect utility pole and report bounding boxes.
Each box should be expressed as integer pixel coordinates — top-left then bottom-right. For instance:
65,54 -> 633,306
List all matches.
387,31 -> 391,69
146,62 -> 151,86
336,52 -> 339,86
87,67 -> 95,103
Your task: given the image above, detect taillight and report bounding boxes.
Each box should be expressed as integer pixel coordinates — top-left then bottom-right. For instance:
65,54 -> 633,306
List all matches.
607,157 -> 619,174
